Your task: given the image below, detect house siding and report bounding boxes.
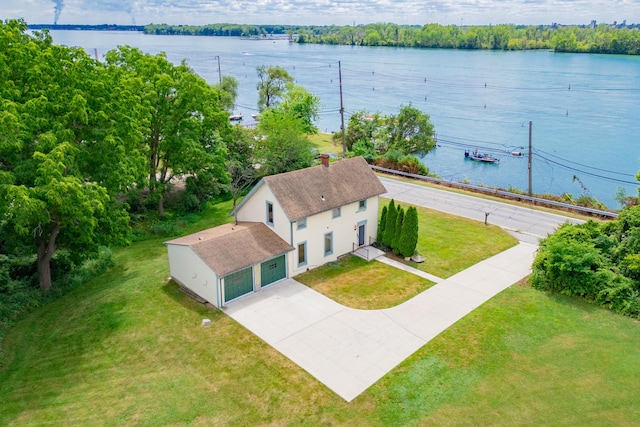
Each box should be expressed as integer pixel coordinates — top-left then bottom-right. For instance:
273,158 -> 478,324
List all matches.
167,244 -> 220,307
236,183 -> 291,244
289,195 -> 380,277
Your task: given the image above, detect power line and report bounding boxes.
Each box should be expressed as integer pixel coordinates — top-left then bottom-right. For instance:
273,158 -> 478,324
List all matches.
533,153 -> 639,185
535,148 -> 637,178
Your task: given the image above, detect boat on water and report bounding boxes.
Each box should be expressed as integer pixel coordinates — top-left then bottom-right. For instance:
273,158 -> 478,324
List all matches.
229,114 -> 243,121
464,148 -> 500,163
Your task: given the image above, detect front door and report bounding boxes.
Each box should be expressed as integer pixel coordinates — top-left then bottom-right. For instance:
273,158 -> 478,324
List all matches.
358,222 -> 366,246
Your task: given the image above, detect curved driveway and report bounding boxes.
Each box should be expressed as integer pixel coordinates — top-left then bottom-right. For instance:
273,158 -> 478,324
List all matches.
223,179 -> 578,402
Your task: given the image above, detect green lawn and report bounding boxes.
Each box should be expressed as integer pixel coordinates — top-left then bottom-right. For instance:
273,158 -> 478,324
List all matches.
380,198 -> 517,278
296,255 -> 434,309
1,200 -> 639,425
309,132 -> 342,156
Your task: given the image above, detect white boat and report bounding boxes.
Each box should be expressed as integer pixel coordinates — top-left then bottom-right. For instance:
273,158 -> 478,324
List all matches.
464,148 -> 499,163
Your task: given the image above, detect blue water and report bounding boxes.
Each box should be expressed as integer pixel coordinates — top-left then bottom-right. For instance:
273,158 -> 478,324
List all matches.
48,30 -> 640,208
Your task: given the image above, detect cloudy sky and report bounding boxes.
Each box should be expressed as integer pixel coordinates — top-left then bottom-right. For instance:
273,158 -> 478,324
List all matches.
2,0 -> 638,27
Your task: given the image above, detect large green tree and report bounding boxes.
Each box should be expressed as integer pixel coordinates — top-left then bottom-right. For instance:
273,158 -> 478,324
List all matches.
344,111 -> 386,152
219,75 -> 239,111
256,65 -> 293,111
254,108 -> 314,176
386,105 -> 436,156
280,83 -> 320,134
227,125 -> 257,207
0,20 -> 140,290
105,46 -> 231,214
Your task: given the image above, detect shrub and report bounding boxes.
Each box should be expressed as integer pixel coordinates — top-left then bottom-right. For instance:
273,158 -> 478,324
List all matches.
373,151 -> 433,176
391,206 -> 404,254
531,211 -> 640,319
378,205 -> 388,242
595,273 -> 640,318
532,239 -> 606,300
382,199 -> 397,247
398,206 -> 419,258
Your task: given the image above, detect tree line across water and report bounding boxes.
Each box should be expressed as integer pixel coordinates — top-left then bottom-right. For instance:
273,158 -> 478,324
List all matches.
144,22 -> 640,55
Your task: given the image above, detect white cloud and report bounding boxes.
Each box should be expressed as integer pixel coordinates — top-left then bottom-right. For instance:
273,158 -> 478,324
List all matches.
1,0 -> 638,26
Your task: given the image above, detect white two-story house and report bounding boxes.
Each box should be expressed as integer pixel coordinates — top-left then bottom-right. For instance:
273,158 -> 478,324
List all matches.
165,155 -> 387,307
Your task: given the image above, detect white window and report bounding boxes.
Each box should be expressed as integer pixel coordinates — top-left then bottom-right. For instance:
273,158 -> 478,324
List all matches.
332,207 -> 341,218
358,199 -> 367,211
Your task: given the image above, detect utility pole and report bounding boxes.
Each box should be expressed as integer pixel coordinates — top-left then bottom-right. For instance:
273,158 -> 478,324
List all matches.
528,120 -> 533,197
215,56 -> 222,88
338,61 -> 347,157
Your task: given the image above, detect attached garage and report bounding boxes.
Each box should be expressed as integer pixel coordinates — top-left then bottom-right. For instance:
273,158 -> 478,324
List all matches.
224,267 -> 254,302
260,254 -> 286,287
165,222 -> 293,308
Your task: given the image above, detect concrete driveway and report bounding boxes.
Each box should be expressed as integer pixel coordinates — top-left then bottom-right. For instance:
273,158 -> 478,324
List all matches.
223,242 -> 537,402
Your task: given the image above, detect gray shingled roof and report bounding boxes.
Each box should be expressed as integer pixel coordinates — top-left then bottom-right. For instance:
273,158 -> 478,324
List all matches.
263,156 -> 387,221
165,222 -> 293,277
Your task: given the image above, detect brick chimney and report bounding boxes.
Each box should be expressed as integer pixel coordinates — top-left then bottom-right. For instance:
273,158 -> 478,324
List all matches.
320,154 -> 330,167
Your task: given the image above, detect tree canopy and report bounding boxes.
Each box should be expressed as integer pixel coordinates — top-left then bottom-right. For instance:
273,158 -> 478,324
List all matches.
345,106 -> 436,158
105,46 -> 231,215
254,108 -> 314,176
0,20 -> 139,290
280,83 -> 320,134
256,65 -> 294,111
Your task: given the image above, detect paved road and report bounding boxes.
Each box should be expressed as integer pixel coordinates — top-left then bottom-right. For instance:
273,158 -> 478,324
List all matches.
380,177 -> 584,243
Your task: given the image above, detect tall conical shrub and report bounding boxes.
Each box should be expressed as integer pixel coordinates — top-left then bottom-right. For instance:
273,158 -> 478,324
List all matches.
378,205 -> 388,242
392,206 -> 404,254
399,206 -> 419,258
382,199 -> 397,247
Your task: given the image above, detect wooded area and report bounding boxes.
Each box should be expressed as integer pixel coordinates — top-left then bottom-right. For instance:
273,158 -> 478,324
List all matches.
144,22 -> 640,55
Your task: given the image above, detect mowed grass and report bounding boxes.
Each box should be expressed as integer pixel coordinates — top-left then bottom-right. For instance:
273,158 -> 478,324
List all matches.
295,255 -> 434,309
309,132 -> 342,156
380,198 -> 517,278
1,200 -> 640,425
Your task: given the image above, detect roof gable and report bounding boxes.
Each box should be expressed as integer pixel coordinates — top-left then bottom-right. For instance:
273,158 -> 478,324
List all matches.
263,156 -> 386,221
165,222 -> 293,277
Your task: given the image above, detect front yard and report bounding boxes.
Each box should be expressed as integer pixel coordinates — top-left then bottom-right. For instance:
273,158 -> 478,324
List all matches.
297,199 -> 518,308
295,255 -> 434,309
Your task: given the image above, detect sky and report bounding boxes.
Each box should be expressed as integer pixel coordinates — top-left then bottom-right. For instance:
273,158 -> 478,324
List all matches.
2,0 -> 639,27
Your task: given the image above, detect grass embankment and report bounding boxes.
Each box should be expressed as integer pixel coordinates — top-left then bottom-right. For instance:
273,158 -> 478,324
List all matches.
309,132 -> 342,156
1,200 -> 639,425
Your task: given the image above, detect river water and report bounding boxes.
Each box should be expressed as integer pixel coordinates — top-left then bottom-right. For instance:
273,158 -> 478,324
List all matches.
49,30 -> 640,208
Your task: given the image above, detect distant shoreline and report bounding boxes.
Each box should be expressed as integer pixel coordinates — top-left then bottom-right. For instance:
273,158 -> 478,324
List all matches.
28,24 -> 144,32
30,22 -> 640,55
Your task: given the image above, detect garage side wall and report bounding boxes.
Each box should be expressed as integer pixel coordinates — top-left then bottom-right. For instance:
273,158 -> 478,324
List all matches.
166,244 -> 220,307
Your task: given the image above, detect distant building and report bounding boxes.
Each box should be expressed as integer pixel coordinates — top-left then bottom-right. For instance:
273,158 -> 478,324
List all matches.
590,20 -> 597,29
